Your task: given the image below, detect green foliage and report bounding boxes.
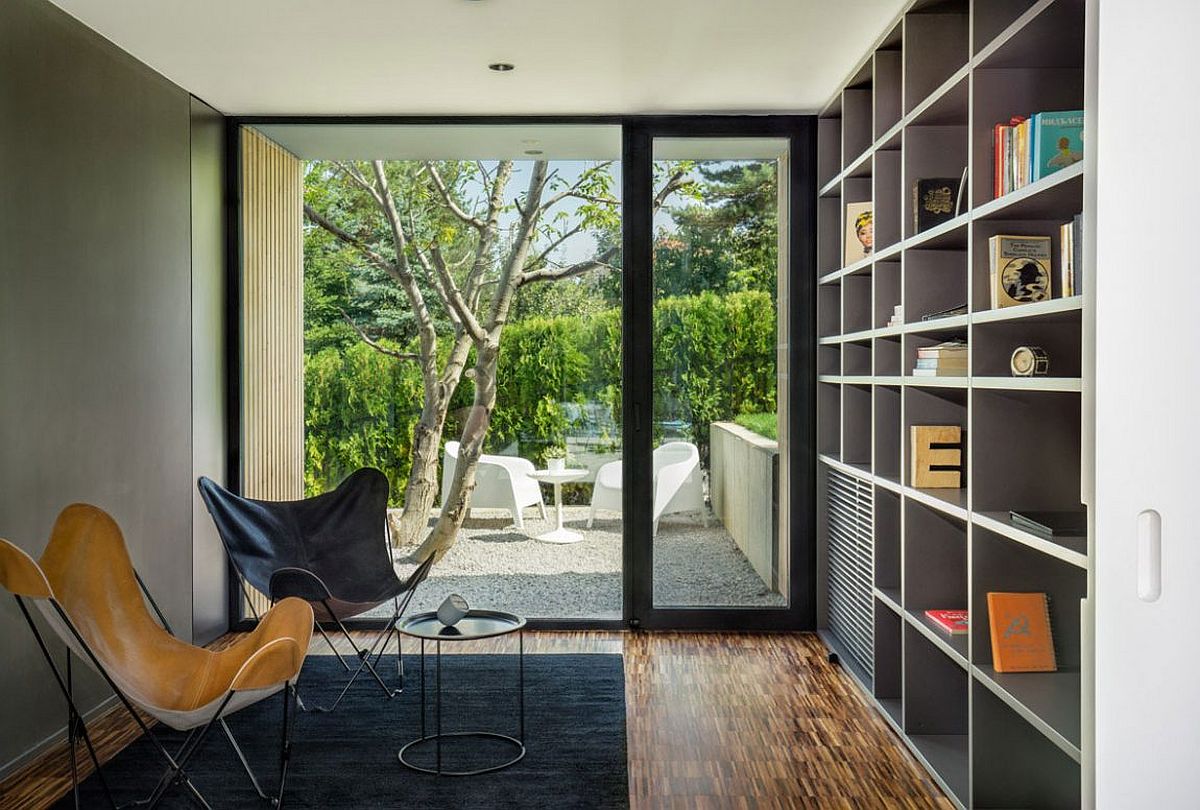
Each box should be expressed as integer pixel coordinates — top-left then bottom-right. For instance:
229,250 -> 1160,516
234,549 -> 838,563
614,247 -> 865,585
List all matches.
653,290 -> 777,464
305,291 -> 776,504
734,412 -> 778,441
658,160 -> 779,297
304,342 -> 425,502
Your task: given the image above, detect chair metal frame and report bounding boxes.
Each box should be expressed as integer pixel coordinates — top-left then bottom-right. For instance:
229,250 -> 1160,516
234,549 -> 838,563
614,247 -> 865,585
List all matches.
260,555 -> 435,714
10,573 -> 297,810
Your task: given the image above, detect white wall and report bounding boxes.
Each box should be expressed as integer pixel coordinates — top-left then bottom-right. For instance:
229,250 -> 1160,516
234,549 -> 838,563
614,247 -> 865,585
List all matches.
1093,0 -> 1200,806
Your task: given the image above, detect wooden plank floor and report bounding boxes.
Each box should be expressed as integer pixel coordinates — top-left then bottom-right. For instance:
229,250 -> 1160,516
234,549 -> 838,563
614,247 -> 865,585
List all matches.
0,631 -> 951,809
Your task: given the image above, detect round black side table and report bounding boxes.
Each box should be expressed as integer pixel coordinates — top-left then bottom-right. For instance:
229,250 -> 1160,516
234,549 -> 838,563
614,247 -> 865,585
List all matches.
397,609 -> 526,776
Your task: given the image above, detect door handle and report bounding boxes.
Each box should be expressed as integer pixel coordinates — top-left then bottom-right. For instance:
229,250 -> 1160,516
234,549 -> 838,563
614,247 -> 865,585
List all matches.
1137,509 -> 1162,602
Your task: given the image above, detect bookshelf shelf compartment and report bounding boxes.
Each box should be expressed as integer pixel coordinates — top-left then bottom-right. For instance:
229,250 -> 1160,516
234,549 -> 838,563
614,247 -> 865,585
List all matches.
974,665 -> 1082,759
875,485 -> 901,592
969,68 -> 1084,210
972,679 -> 1082,809
905,621 -> 970,805
971,389 -> 1081,514
972,315 -> 1081,378
907,608 -> 969,670
874,45 -> 904,138
843,383 -> 873,466
873,259 -> 902,329
903,126 -> 968,241
875,600 -> 903,709
903,1 -> 969,114
905,499 -> 968,612
843,339 -> 872,376
818,344 -> 841,376
974,0 -> 1086,71
818,115 -> 843,189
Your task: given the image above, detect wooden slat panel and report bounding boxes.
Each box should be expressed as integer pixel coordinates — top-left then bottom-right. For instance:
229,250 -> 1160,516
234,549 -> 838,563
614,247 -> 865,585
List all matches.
239,127 -> 303,616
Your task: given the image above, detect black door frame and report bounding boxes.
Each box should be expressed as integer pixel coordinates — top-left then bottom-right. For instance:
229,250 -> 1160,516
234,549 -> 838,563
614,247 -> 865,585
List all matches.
622,116 -> 816,631
224,114 -> 816,632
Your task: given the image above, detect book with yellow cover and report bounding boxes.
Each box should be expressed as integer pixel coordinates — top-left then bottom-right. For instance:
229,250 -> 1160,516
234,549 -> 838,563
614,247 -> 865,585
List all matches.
987,592 -> 1057,673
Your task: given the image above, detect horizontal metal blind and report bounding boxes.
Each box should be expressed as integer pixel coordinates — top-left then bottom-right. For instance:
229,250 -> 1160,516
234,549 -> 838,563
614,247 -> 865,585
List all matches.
826,468 -> 873,677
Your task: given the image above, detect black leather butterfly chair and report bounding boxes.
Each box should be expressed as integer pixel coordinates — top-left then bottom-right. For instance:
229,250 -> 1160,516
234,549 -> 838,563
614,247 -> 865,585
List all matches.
197,469 -> 434,712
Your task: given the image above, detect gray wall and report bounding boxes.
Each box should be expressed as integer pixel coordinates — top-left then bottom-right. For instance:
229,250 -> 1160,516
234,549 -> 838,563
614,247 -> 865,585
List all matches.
190,97 -> 229,644
0,0 -> 226,773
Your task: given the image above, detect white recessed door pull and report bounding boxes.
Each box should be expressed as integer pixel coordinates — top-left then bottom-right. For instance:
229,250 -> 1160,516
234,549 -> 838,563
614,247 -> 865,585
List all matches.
1136,509 -> 1162,602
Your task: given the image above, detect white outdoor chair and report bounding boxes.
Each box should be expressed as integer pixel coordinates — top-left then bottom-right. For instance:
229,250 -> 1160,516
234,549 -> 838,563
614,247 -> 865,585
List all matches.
441,440 -> 547,529
588,441 -> 708,535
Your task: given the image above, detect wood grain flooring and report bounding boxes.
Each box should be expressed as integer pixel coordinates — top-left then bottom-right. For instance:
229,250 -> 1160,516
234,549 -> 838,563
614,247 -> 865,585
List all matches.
0,631 -> 950,809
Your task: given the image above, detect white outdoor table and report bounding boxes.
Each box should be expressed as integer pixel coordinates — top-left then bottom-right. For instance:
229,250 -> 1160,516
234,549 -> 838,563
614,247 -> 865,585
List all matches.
527,468 -> 588,543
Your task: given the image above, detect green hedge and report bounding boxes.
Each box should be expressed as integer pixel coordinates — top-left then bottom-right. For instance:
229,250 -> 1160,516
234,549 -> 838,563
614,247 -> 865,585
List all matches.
305,290 -> 776,504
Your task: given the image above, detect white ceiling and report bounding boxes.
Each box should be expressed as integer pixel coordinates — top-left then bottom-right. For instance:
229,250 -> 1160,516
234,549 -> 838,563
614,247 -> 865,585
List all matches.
47,0 -> 907,116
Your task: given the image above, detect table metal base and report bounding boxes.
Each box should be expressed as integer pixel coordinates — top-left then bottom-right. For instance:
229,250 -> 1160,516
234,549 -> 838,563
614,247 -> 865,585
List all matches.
398,631 -> 525,777
398,732 -> 525,776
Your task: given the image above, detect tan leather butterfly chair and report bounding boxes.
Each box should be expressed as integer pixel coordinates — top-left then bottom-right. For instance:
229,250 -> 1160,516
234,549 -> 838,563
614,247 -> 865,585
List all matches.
0,503 -> 313,809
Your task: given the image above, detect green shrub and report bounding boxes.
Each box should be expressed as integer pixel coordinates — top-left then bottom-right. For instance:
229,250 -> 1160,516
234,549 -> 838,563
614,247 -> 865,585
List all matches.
305,290 -> 777,505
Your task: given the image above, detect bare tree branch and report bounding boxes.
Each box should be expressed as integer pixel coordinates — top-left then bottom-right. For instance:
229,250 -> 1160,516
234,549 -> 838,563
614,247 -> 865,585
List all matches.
333,161 -> 384,205
338,308 -> 420,361
539,161 -> 616,209
519,259 -> 617,286
655,169 -> 690,209
430,243 -> 487,343
425,163 -> 486,230
524,223 -> 584,271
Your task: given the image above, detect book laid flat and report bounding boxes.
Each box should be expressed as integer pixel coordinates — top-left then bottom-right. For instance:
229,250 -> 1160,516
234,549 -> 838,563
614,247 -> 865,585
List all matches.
925,609 -> 968,635
989,234 -> 1051,308
1009,508 -> 1087,538
987,592 -> 1057,673
921,303 -> 968,321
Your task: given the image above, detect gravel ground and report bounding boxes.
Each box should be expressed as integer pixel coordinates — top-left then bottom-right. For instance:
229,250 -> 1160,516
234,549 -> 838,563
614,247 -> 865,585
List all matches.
377,505 -> 785,620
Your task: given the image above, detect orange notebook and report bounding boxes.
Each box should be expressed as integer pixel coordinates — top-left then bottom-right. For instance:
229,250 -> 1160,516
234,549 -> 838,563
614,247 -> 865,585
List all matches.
987,592 -> 1057,673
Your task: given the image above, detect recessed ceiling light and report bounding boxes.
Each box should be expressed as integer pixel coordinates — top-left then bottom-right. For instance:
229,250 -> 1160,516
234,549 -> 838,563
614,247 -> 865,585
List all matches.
521,139 -> 541,146
488,62 -> 515,72
524,149 -> 544,156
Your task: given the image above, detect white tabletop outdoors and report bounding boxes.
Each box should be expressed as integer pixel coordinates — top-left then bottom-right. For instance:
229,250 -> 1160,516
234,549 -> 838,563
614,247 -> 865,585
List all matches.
528,468 -> 588,483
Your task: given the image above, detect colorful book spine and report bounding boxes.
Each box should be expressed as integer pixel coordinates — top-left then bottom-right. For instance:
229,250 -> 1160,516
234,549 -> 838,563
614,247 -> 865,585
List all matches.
993,111 -> 1082,198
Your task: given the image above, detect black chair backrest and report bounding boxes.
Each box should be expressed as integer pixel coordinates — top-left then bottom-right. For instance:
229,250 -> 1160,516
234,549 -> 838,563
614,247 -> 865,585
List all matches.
197,469 -> 396,603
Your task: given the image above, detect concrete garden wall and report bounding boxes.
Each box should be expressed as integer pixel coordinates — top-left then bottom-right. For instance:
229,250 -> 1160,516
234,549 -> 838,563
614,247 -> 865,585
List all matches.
710,422 -> 780,590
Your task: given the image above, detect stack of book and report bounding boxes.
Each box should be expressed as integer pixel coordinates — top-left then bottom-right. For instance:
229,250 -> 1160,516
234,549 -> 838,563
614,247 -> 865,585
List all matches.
993,109 -> 1084,198
1059,214 -> 1083,296
913,340 -> 967,376
925,609 -> 968,636
886,304 -> 903,328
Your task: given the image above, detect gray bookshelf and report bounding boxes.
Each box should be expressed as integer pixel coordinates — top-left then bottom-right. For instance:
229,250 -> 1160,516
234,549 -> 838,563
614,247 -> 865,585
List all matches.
813,1 -> 1092,808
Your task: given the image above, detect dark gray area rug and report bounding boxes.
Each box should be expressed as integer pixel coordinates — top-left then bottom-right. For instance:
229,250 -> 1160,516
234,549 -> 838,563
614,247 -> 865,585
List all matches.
55,654 -> 627,809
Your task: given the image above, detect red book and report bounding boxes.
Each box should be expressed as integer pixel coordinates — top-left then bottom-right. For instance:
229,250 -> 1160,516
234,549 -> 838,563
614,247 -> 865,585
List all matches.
925,609 -> 968,635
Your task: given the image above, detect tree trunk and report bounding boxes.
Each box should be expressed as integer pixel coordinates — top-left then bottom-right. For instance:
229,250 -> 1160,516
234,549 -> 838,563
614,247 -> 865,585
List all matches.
391,334 -> 474,552
414,342 -> 500,562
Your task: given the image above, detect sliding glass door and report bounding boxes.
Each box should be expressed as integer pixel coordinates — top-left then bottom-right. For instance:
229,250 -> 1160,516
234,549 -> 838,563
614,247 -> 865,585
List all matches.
623,119 -> 815,630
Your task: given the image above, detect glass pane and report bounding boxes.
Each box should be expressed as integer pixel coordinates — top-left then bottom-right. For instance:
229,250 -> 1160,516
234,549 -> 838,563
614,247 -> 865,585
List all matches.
650,137 -> 788,608
286,124 -> 623,620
